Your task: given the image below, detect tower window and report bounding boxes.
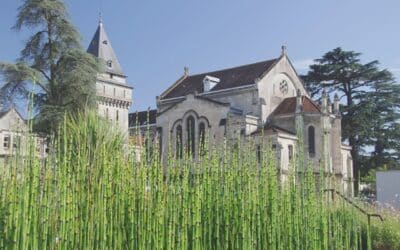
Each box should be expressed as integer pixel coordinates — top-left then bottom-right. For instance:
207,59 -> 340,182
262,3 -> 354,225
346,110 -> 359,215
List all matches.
107,60 -> 112,68
308,126 -> 315,157
102,40 -> 108,45
116,110 -> 119,122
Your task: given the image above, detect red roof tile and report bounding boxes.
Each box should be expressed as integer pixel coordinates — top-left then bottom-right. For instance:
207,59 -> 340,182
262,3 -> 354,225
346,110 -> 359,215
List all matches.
272,96 -> 321,116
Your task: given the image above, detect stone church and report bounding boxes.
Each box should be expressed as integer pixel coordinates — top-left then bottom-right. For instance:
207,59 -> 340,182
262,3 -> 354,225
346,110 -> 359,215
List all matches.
0,20 -> 353,195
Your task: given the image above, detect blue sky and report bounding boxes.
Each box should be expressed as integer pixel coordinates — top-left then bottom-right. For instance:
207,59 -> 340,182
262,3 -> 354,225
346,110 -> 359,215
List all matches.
1,0 -> 399,112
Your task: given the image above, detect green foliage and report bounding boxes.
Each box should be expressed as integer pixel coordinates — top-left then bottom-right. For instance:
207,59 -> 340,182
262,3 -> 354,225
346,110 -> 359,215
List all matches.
370,217 -> 400,250
303,47 -> 400,184
0,112 -> 392,249
0,0 -> 100,134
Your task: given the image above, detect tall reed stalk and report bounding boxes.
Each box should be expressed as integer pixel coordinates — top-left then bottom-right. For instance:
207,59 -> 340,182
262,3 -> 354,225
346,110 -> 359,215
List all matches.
0,112 -> 374,249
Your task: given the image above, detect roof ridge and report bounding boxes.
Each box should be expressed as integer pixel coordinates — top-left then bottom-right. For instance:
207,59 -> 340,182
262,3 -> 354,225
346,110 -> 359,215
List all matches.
187,58 -> 279,78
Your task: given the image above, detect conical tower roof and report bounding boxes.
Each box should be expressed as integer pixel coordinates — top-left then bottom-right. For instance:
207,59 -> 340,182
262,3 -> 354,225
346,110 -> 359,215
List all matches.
87,21 -> 125,76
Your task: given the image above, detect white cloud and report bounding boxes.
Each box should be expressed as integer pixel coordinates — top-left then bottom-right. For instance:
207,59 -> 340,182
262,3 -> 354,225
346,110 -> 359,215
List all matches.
292,59 -> 314,72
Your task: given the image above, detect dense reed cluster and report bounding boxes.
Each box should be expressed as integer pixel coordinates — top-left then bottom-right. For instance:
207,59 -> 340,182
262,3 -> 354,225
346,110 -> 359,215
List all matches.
0,113 -> 386,249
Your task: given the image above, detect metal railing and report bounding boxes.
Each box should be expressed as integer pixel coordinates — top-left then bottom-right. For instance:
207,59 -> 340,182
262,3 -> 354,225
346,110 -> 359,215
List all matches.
323,188 -> 384,227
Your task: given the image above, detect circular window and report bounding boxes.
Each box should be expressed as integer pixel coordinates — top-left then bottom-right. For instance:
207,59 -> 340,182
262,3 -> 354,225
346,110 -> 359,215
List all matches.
279,80 -> 288,95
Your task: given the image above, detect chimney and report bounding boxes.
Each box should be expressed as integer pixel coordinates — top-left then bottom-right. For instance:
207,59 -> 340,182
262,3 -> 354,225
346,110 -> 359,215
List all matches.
295,89 -> 302,113
333,93 -> 340,115
203,75 -> 220,92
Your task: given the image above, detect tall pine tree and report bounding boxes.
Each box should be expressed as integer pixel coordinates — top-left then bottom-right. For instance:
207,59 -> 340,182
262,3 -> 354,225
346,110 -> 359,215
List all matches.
0,0 -> 100,133
303,47 -> 400,192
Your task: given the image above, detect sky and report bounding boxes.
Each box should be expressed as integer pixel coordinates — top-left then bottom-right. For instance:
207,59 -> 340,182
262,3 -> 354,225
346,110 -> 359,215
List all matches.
1,0 -> 399,112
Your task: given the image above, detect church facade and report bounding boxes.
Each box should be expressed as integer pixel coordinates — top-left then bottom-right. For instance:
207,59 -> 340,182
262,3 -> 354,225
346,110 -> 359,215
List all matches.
81,21 -> 353,194
129,46 -> 353,195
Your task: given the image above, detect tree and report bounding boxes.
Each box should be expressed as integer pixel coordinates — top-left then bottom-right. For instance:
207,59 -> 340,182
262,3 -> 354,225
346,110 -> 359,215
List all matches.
356,82 -> 400,170
303,47 -> 400,193
0,0 -> 100,133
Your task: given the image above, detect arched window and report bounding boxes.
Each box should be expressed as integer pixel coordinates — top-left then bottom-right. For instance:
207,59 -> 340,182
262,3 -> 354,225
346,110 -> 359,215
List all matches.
198,122 -> 206,156
176,125 -> 183,159
186,116 -> 195,157
308,126 -> 315,157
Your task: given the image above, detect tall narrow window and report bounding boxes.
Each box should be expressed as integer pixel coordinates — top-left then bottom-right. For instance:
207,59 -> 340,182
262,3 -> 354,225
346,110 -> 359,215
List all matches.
198,122 -> 206,156
187,116 -> 195,157
3,135 -> 10,148
106,108 -> 109,119
113,88 -> 116,96
103,85 -> 106,94
256,145 -> 262,163
176,125 -> 183,159
157,127 -> 163,159
308,126 -> 315,157
116,110 -> 119,122
288,145 -> 293,161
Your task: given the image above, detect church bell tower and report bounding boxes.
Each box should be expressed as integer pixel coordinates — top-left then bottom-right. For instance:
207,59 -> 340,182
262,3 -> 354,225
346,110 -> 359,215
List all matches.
87,20 -> 133,135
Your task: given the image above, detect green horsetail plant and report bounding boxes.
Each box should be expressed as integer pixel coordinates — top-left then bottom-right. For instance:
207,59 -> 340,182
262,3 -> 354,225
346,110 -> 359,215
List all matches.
0,111 -> 392,249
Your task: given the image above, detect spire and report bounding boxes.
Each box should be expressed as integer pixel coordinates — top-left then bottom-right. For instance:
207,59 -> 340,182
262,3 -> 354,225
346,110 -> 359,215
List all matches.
87,20 -> 125,76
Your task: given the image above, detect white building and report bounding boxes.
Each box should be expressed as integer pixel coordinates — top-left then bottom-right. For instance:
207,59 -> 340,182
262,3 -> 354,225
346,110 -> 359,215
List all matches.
0,107 -> 27,165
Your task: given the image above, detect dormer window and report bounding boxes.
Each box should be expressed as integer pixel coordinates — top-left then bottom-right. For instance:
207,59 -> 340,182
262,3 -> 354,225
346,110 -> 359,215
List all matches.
203,75 -> 220,92
102,40 -> 108,45
107,60 -> 112,68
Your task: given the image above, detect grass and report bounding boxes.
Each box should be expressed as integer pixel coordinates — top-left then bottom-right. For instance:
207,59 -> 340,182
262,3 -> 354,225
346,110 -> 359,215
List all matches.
0,112 -> 396,249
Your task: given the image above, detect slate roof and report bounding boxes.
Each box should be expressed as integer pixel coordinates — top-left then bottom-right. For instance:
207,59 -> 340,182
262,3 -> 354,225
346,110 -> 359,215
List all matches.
161,58 -> 279,99
0,110 -> 8,119
0,107 -> 26,121
87,21 -> 125,76
129,109 -> 157,127
272,96 -> 321,115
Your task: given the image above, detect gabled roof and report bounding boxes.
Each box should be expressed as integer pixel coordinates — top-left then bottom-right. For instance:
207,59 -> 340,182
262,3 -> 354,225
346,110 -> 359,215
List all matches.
0,106 -> 26,121
161,58 -> 279,99
129,109 -> 157,127
87,21 -> 125,76
272,96 -> 321,116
